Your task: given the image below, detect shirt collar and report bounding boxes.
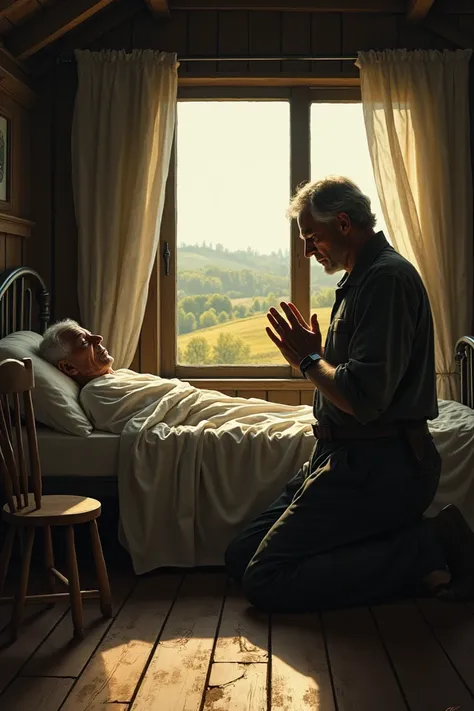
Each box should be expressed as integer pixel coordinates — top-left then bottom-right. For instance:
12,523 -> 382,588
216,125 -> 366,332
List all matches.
337,231 -> 390,288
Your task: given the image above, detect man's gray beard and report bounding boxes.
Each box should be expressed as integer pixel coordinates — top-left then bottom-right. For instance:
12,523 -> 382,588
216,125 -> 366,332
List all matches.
324,260 -> 344,275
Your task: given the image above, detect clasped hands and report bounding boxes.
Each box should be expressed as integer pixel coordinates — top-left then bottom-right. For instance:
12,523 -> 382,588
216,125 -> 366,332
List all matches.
266,301 -> 323,370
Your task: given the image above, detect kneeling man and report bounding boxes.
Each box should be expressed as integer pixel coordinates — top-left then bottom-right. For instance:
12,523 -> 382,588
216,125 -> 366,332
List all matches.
225,176 -> 474,611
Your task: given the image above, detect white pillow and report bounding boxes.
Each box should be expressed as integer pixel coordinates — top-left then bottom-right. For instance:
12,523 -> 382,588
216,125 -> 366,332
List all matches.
0,331 -> 93,437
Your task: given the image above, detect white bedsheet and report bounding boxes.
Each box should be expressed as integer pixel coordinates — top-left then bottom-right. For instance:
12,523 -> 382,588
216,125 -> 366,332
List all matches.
80,370 -> 474,573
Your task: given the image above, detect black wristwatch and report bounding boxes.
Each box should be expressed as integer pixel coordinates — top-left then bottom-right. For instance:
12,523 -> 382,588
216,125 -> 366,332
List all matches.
300,352 -> 322,378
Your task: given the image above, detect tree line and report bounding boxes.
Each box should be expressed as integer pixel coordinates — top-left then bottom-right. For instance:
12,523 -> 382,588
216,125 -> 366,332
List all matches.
178,267 -> 288,298
178,333 -> 251,365
178,293 -> 283,335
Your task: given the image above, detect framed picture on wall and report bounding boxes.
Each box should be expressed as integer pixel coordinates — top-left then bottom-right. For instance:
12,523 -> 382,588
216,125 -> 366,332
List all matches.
0,113 -> 11,209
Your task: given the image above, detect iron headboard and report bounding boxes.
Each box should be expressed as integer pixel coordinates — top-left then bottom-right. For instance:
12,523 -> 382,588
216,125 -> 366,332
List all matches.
0,267 -> 50,337
455,336 -> 474,410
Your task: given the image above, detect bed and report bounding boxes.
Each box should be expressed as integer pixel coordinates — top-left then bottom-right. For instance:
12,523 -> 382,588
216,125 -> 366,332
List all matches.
0,267 -> 120,503
0,266 -> 474,571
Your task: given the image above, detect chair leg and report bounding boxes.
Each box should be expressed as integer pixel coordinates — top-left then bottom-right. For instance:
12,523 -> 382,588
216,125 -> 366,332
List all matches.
89,520 -> 112,618
10,527 -> 35,642
0,526 -> 15,596
65,526 -> 83,640
43,525 -> 55,593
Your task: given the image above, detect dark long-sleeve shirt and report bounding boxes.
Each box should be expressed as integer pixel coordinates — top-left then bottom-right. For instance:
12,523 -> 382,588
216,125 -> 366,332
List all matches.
314,231 -> 438,426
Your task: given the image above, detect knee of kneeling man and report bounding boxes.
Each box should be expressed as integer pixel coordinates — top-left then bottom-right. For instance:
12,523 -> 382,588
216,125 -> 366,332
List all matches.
242,567 -> 274,612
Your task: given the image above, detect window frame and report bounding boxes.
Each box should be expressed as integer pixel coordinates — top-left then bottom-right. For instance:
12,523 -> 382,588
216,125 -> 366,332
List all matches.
158,84 -> 361,380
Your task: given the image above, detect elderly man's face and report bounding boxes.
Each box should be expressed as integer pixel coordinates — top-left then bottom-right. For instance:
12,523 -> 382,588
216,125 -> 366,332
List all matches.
57,327 -> 114,381
298,207 -> 350,275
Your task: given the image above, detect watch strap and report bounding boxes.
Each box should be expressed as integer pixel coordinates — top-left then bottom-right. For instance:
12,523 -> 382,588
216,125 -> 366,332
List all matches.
300,352 -> 322,377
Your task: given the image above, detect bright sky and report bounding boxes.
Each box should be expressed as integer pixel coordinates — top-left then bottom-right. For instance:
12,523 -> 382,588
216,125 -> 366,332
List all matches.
176,101 -> 388,257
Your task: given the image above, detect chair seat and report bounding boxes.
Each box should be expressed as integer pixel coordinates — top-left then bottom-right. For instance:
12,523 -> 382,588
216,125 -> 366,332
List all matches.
2,494 -> 101,526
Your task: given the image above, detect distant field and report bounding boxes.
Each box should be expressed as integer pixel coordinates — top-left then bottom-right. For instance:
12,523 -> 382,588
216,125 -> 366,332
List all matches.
177,307 -> 332,364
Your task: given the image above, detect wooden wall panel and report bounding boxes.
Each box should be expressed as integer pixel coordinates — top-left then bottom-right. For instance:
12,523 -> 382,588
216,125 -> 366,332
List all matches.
248,12 -> 281,74
88,17 -> 133,51
342,13 -> 399,75
0,235 -> 5,272
268,389 -> 300,405
28,72 -> 52,290
187,11 -> 218,73
218,11 -> 249,74
0,234 -> 24,271
311,14 -> 343,76
0,84 -> 32,280
132,10 -> 188,54
282,13 -> 311,74
52,62 -> 80,322
237,390 -> 267,400
5,234 -> 22,267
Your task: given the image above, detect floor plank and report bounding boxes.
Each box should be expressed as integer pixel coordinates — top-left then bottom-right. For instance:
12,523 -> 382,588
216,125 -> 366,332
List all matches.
0,603 -> 68,695
417,598 -> 474,696
271,613 -> 335,711
131,573 -> 226,711
60,574 -> 182,711
204,662 -> 267,711
22,573 -> 137,678
214,583 -> 268,663
0,676 -> 74,711
372,601 -> 474,711
322,606 -> 407,711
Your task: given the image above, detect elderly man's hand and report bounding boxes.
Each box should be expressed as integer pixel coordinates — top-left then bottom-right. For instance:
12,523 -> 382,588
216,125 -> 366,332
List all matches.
266,302 -> 323,369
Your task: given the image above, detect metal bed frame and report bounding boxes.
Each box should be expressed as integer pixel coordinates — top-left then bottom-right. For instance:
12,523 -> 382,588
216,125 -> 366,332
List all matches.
0,267 -> 50,337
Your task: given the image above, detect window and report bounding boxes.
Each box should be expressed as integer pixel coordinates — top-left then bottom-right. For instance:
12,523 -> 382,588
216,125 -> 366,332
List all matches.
159,87 -> 388,379
176,101 -> 290,368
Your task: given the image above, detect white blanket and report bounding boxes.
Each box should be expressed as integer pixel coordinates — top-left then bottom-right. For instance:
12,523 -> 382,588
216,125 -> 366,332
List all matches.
80,370 -> 474,573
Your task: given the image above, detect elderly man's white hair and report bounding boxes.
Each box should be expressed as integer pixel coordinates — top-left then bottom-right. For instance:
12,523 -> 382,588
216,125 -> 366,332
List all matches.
38,319 -> 82,366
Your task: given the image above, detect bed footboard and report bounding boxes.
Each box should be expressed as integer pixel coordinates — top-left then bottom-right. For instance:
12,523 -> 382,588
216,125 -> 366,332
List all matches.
455,336 -> 474,409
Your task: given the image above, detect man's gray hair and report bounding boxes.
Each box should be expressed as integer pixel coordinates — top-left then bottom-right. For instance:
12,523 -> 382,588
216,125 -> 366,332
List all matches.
287,176 -> 376,229
38,319 -> 81,366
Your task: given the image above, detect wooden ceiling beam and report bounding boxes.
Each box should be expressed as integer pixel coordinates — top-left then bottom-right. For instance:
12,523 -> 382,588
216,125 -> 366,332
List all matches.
407,0 -> 435,21
0,43 -> 36,107
0,0 -> 16,20
5,0 -> 115,61
144,0 -> 170,15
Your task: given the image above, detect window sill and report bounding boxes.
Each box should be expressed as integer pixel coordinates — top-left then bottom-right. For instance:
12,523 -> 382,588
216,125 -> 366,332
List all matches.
184,378 -> 315,391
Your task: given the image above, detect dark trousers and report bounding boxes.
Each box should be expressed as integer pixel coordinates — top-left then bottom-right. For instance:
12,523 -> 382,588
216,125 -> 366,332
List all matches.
225,435 -> 445,612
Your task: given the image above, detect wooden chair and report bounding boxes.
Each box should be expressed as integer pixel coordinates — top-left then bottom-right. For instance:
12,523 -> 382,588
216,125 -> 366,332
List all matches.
0,357 -> 112,641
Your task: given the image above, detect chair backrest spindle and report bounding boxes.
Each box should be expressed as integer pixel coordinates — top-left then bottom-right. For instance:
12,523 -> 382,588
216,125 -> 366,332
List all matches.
0,358 -> 41,512
0,396 -> 22,509
23,388 -> 41,508
13,392 -> 28,508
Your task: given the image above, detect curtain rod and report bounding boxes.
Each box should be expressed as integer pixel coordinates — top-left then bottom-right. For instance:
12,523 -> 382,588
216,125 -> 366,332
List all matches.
56,54 -> 357,63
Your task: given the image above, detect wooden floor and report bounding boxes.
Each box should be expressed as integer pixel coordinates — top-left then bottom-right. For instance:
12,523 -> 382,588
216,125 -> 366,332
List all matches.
1,563 -> 474,711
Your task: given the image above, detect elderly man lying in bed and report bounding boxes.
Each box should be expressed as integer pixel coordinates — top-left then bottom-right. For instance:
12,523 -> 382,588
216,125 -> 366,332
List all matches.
38,179 -> 474,611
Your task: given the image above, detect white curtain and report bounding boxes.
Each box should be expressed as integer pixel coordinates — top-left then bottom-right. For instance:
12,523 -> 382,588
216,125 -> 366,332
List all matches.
72,49 -> 178,368
357,49 -> 473,400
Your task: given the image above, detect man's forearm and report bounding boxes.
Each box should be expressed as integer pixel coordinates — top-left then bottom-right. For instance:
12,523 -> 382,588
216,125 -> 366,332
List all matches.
305,359 -> 354,416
